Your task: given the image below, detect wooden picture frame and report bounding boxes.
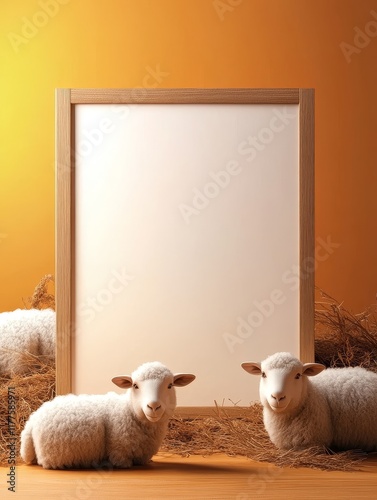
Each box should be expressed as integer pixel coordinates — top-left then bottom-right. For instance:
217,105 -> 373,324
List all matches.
56,88 -> 314,411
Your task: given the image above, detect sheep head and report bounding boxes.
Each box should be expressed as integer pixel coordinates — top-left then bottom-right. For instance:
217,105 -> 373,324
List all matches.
112,361 -> 195,422
242,352 -> 325,414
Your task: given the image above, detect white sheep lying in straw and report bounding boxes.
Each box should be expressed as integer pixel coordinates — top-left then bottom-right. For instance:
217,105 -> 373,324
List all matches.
0,308 -> 55,375
21,361 -> 195,469
242,352 -> 377,451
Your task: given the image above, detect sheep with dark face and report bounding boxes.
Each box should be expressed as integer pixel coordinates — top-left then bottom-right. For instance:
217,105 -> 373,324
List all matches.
242,352 -> 377,451
21,361 -> 195,469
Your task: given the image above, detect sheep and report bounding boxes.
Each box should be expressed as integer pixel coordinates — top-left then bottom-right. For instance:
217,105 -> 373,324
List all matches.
0,308 -> 55,375
241,351 -> 377,451
20,361 -> 195,469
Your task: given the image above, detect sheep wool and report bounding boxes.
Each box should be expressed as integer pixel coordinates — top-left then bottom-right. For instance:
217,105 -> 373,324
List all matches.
0,308 -> 55,375
242,352 -> 377,451
20,361 -> 195,469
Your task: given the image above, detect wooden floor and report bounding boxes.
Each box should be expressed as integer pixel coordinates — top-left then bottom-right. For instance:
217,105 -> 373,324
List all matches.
6,453 -> 377,500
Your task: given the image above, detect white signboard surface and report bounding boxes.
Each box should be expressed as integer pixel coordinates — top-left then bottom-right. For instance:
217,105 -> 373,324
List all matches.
73,103 -> 299,406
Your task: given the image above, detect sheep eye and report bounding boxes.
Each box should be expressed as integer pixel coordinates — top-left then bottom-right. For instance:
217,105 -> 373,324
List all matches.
133,383 -> 139,389
295,373 -> 301,380
261,372 -> 267,378
168,383 -> 173,389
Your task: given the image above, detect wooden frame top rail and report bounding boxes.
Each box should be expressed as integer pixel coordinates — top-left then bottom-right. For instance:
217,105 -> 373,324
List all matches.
69,88 -> 301,104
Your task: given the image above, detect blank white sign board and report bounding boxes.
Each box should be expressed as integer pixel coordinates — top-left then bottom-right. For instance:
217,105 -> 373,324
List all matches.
56,89 -> 314,410
73,103 -> 298,406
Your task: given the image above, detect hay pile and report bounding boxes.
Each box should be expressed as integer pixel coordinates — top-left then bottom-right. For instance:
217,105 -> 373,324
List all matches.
0,353 -> 55,465
315,291 -> 377,372
0,283 -> 376,470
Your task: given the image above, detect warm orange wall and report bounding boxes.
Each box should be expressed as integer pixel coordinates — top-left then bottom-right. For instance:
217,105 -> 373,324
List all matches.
0,0 -> 376,312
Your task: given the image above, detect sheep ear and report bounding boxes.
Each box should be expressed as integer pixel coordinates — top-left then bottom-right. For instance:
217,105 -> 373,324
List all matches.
112,376 -> 133,389
173,373 -> 196,387
241,362 -> 262,375
303,363 -> 326,377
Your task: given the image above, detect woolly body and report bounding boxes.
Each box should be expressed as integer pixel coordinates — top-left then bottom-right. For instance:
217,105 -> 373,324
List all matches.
242,352 -> 377,451
20,362 -> 195,469
0,308 -> 55,375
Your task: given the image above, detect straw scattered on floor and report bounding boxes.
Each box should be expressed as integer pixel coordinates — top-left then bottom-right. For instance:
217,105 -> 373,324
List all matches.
161,404 -> 366,472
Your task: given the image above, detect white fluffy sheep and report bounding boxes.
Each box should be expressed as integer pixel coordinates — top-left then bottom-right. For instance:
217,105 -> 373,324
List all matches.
20,361 -> 195,469
242,352 -> 377,451
0,308 -> 55,375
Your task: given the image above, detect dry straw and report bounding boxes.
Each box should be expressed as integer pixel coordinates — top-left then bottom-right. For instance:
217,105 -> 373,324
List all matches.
0,281 -> 375,470
315,290 -> 377,372
161,404 -> 365,472
0,352 -> 55,465
23,274 -> 55,311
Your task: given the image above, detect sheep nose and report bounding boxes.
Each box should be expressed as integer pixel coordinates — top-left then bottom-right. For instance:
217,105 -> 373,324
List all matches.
271,393 -> 286,402
147,403 -> 162,412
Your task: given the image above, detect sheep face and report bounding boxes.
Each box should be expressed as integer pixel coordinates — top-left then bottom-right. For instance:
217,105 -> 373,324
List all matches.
242,353 -> 325,414
112,363 -> 195,423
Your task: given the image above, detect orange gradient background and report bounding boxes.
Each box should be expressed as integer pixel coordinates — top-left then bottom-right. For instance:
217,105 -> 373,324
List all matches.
0,0 -> 376,312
